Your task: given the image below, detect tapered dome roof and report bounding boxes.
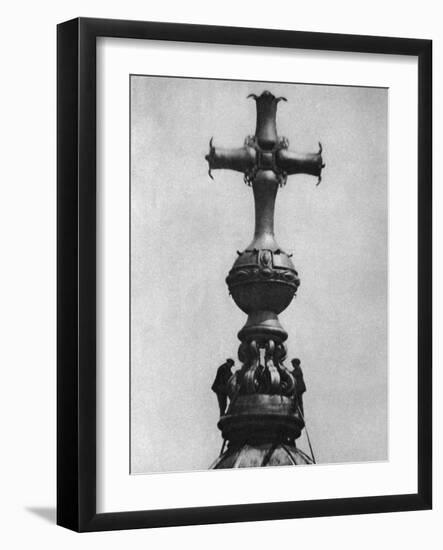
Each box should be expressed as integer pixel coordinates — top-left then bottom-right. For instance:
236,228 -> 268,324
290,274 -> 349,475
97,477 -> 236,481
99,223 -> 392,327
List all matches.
211,442 -> 313,469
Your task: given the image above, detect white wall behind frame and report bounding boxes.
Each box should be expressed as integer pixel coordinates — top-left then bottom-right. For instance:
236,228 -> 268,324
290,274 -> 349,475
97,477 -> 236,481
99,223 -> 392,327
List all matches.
0,1 -> 440,549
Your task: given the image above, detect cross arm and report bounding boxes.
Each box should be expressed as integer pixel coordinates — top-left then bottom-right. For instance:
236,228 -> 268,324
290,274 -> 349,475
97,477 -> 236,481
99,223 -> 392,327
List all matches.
277,142 -> 325,182
205,137 -> 256,179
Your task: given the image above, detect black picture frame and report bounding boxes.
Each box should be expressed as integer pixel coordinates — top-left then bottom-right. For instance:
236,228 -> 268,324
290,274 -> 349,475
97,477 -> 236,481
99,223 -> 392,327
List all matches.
57,17 -> 432,532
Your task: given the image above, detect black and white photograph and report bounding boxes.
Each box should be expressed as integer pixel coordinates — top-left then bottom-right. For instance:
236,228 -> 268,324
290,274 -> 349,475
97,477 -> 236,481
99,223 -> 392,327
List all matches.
130,76 -> 388,474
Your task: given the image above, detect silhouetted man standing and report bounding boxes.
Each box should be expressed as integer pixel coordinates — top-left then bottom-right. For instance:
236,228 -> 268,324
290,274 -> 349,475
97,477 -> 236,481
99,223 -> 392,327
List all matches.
211,358 -> 235,416
291,358 -> 306,416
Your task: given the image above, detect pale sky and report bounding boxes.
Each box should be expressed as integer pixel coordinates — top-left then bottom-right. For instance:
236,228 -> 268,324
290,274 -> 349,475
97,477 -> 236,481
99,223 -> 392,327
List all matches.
130,75 -> 388,474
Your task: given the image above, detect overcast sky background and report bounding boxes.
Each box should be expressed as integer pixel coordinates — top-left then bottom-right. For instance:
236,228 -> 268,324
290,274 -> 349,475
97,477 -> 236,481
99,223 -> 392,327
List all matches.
130,76 -> 387,474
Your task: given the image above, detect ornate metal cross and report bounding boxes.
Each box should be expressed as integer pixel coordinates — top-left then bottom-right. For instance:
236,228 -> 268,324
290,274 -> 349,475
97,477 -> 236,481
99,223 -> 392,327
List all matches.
206,90 -> 324,468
